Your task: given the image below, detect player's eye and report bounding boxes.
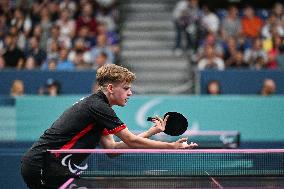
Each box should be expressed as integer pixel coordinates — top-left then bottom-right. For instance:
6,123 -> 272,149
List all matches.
123,86 -> 131,91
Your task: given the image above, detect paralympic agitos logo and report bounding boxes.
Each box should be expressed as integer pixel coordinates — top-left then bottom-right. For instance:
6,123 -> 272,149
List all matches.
61,154 -> 88,174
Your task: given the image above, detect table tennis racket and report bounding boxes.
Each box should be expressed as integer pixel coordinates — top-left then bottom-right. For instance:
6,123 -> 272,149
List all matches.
147,112 -> 188,136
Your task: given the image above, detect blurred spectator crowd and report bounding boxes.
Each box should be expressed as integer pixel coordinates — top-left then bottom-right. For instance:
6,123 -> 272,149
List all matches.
0,0 -> 120,71
2,0 -> 284,96
173,0 -> 284,71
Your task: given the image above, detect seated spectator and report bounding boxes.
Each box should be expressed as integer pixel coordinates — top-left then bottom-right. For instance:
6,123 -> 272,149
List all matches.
197,45 -> 225,70
41,58 -> 57,71
200,5 -> 219,36
38,7 -> 53,50
28,1 -> 41,25
49,59 -> 57,71
97,22 -> 120,54
272,2 -> 284,21
0,14 -> 8,51
226,51 -> 249,69
71,49 -> 91,70
236,35 -> 252,51
266,35 -> 282,69
10,79 -> 25,97
262,26 -> 284,52
3,34 -> 25,69
24,56 -> 37,70
206,80 -> 221,95
10,8 -> 32,50
196,33 -> 224,60
96,7 -> 117,32
56,47 -> 75,70
35,7 -> 52,51
56,8 -> 75,49
76,2 -> 97,37
75,25 -> 96,50
9,25 -> 28,52
276,45 -> 284,70
0,56 -> 5,70
220,5 -> 241,40
222,37 -> 239,61
59,0 -> 77,18
241,5 -> 263,39
244,38 -> 268,69
46,39 -> 60,61
46,0 -> 60,22
43,47 -> 74,71
93,51 -> 111,69
25,36 -> 47,67
31,25 -> 43,45
90,33 -> 114,63
260,78 -> 276,96
47,25 -> 59,48
254,56 -> 267,70
68,38 -> 92,67
38,78 -> 61,96
261,13 -> 284,39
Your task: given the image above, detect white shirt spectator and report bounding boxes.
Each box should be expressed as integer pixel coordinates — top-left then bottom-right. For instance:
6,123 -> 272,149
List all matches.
198,57 -> 225,70
244,48 -> 268,63
173,0 -> 189,20
68,50 -> 92,64
197,45 -> 225,70
261,24 -> 284,39
96,12 -> 116,32
202,12 -> 220,34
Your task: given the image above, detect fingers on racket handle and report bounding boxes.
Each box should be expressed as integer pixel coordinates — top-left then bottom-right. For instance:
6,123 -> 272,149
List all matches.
147,117 -> 154,121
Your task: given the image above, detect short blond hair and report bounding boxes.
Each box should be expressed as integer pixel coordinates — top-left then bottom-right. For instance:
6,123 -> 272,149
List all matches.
96,64 -> 135,90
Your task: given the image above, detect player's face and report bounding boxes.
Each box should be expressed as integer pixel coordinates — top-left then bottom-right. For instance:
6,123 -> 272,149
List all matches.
110,82 -> 132,106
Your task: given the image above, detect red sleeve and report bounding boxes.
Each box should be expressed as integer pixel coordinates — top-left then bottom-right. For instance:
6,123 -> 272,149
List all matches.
102,124 -> 127,135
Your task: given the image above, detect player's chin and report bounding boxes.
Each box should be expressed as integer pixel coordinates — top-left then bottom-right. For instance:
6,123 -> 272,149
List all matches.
118,101 -> 127,107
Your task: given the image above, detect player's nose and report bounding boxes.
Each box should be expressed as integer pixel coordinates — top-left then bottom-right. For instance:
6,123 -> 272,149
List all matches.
128,90 -> 132,96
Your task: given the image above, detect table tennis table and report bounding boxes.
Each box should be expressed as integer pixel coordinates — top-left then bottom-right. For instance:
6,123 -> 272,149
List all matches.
63,176 -> 284,188
46,149 -> 284,189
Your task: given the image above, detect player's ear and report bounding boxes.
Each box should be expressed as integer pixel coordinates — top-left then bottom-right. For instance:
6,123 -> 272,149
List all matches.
106,83 -> 114,94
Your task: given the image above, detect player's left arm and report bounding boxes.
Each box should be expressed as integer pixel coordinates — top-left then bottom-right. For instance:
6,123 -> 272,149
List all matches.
99,128 -> 158,149
100,131 -> 154,150
100,115 -> 168,149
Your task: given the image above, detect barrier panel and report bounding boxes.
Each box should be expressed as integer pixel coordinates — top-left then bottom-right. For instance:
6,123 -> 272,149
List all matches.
2,70 -> 284,95
0,70 -> 96,95
199,70 -> 284,94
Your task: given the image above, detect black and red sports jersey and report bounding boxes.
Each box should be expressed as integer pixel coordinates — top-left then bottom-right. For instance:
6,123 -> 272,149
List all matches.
21,91 -> 126,168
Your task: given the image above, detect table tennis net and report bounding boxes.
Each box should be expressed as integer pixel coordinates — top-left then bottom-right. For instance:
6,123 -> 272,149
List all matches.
46,149 -> 284,177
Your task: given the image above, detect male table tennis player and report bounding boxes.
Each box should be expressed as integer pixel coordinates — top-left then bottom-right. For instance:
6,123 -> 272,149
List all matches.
21,64 -> 198,189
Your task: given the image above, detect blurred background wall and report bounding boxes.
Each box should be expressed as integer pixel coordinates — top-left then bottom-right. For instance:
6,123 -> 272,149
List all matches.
1,95 -> 283,142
